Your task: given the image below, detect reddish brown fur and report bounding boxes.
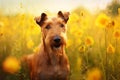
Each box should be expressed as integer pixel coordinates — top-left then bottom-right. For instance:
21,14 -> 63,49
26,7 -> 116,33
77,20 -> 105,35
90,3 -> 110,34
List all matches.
24,11 -> 70,80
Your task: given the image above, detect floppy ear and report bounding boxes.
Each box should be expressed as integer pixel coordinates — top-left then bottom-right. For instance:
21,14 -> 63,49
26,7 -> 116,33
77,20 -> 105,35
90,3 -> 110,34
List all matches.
34,13 -> 47,27
58,11 -> 70,23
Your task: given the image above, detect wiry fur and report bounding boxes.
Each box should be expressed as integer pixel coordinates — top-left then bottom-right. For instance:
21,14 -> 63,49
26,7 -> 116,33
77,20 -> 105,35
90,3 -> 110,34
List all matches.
23,11 -> 70,80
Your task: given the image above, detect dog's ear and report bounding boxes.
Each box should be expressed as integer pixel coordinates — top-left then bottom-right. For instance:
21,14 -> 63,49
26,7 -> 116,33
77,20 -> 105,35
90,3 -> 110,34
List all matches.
34,13 -> 47,27
58,11 -> 70,23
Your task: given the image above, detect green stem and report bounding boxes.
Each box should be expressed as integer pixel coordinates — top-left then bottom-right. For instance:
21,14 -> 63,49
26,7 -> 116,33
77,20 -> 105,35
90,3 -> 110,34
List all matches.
105,28 -> 108,80
115,38 -> 117,53
98,35 -> 106,80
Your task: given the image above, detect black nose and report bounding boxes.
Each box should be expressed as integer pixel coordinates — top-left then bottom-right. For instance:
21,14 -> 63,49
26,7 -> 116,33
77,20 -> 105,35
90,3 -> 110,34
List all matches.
54,36 -> 61,43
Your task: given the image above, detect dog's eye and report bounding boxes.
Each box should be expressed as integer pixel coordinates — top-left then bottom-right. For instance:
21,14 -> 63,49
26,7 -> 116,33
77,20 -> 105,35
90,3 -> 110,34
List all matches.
45,25 -> 51,29
60,24 -> 64,28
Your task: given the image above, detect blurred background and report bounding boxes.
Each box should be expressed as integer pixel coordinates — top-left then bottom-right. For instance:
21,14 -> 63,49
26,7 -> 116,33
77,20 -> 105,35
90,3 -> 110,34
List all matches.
0,0 -> 120,80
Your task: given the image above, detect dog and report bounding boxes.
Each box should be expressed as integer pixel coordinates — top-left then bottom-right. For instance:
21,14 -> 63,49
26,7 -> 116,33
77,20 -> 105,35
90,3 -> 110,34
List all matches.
24,11 -> 70,80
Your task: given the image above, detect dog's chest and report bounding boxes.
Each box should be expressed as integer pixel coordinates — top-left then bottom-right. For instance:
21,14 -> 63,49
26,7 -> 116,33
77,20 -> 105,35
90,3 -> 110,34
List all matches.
37,65 -> 69,80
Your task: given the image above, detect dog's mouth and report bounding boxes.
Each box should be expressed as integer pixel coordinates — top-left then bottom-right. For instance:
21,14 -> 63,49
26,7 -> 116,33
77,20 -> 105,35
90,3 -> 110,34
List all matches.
51,43 -> 62,49
54,43 -> 61,48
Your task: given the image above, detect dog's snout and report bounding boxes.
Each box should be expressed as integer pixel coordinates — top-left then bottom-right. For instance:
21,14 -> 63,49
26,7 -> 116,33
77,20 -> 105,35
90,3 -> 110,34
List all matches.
54,36 -> 61,43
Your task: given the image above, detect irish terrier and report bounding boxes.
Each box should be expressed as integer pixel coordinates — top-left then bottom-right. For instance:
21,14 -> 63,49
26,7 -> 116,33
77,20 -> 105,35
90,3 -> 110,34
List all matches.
24,11 -> 70,80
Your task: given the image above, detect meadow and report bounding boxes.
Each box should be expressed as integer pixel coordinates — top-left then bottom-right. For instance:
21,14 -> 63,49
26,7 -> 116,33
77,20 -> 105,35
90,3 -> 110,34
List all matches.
0,4 -> 120,80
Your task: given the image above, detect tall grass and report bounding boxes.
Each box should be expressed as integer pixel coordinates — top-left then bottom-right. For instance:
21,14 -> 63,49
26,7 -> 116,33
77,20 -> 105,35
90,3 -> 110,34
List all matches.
0,8 -> 120,80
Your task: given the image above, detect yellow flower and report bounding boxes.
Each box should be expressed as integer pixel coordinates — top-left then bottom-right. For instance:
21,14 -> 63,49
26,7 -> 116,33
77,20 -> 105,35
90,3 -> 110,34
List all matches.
79,45 -> 86,53
69,24 -> 78,33
106,20 -> 115,29
80,11 -> 84,16
2,57 -> 20,74
85,36 -> 94,46
69,13 -> 79,23
113,29 -> 120,39
107,44 -> 115,54
33,46 -> 40,53
0,21 -> 4,27
87,68 -> 102,80
0,33 -> 3,37
76,29 -> 84,37
95,13 -> 110,28
27,40 -> 34,49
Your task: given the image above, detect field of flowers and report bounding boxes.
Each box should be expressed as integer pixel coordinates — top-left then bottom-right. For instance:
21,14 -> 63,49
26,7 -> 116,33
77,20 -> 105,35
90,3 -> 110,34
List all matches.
0,4 -> 120,80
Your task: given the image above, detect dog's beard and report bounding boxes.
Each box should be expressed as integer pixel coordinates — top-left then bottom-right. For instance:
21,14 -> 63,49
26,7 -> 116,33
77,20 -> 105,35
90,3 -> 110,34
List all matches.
44,36 -> 66,55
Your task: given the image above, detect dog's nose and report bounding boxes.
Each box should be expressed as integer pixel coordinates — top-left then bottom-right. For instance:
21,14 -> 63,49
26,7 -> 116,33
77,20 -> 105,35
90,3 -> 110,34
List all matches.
54,36 -> 61,43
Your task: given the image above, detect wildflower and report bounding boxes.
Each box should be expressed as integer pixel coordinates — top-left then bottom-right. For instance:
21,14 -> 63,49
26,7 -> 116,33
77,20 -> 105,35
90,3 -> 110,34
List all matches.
87,68 -> 102,80
106,20 -> 115,29
77,29 -> 84,37
2,57 -> 20,74
69,13 -> 79,23
95,13 -> 110,28
85,36 -> 94,46
69,24 -> 78,33
80,11 -> 84,16
113,29 -> 120,39
107,44 -> 115,54
0,21 -> 4,27
0,33 -> 3,36
33,46 -> 40,53
79,45 -> 86,53
27,40 -> 34,49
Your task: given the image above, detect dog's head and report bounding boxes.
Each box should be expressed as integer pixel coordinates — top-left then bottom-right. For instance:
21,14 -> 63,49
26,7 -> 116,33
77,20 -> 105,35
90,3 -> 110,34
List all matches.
34,11 -> 70,51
